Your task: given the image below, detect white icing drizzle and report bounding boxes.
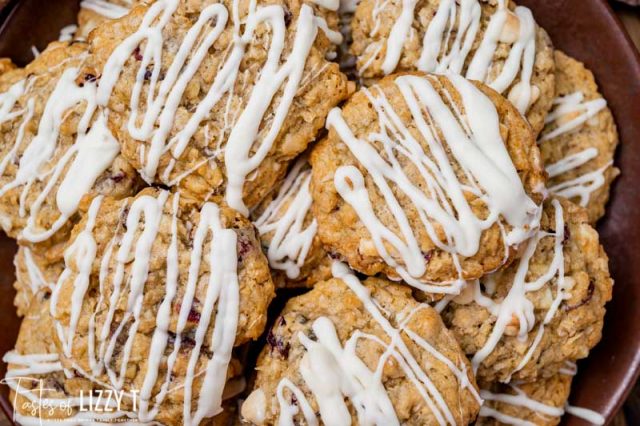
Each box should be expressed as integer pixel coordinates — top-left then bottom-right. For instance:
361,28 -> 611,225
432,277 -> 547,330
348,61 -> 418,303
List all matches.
478,405 -> 536,426
0,60 -> 122,243
417,0 -> 482,75
96,0 -> 338,216
540,92 -> 607,142
80,0 -> 132,20
374,0 -> 539,113
16,247 -> 56,297
273,262 -> 481,426
546,148 -> 599,179
325,74 -> 540,292
254,157 -> 317,279
547,161 -> 612,208
540,92 -> 611,207
50,190 -> 240,425
2,350 -> 147,425
0,80 -> 27,124
467,199 -> 605,425
2,350 -> 160,426
59,25 -> 79,42
564,404 -> 605,425
561,364 -> 604,425
479,379 -> 605,426
276,379 -> 318,426
558,360 -> 577,376
380,0 -> 417,75
470,199 -> 569,378
480,386 -> 564,418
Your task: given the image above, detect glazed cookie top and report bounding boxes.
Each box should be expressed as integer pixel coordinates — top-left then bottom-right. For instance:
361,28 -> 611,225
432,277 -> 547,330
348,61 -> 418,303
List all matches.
4,298 -> 241,425
0,41 -> 139,246
88,0 -> 351,216
539,50 -> 619,224
477,364 -> 605,426
251,155 -> 331,288
477,373 -> 572,426
3,299 -> 107,424
50,188 -> 274,425
311,72 -> 545,293
13,245 -> 65,316
350,0 -> 556,134
241,263 -> 481,425
442,198 -> 613,383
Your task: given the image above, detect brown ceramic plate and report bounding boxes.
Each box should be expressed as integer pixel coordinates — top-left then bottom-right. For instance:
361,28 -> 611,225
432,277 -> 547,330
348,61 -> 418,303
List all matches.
0,0 -> 639,424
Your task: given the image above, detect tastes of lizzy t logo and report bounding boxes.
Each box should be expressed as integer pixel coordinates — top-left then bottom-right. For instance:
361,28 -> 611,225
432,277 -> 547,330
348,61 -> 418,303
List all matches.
1,376 -> 139,423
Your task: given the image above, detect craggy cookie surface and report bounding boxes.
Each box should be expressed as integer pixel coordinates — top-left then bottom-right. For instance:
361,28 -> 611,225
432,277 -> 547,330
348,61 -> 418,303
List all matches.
477,373 -> 573,426
351,0 -> 556,134
13,245 -> 65,316
4,299 -> 106,423
311,72 -> 545,293
50,188 -> 274,425
443,198 -> 613,383
0,41 -> 138,248
539,50 -> 619,224
89,0 -> 350,216
242,267 -> 481,425
251,155 -> 331,288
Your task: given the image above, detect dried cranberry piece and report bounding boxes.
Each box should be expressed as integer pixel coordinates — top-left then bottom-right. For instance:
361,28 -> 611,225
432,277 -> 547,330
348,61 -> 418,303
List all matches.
133,46 -> 143,61
237,234 -> 253,259
562,224 -> 571,245
110,172 -> 126,183
266,328 -> 290,358
187,307 -> 201,323
564,280 -> 595,311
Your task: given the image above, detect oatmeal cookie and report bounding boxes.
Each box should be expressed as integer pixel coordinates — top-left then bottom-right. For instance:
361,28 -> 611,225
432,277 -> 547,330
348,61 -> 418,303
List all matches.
442,198 -> 613,383
477,373 -> 572,426
88,0 -> 351,216
251,155 -> 331,288
539,50 -> 619,224
311,72 -> 545,293
241,264 -> 481,425
3,299 -> 106,424
4,298 -> 245,424
50,188 -> 275,425
0,41 -> 139,249
13,245 -> 65,316
351,0 -> 556,134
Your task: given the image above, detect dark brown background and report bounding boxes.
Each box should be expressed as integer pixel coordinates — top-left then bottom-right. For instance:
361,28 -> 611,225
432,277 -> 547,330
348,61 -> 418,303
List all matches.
0,1 -> 638,425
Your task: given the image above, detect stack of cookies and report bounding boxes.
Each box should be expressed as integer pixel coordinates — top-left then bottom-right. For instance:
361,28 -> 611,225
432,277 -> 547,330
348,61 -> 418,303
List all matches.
0,0 -> 619,425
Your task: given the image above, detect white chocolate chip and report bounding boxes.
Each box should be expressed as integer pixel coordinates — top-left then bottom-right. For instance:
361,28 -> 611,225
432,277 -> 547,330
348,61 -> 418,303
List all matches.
508,82 -> 537,110
241,389 -> 267,425
499,12 -> 521,44
358,239 -> 379,256
453,282 -> 475,305
530,85 -> 541,104
562,276 -> 576,292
